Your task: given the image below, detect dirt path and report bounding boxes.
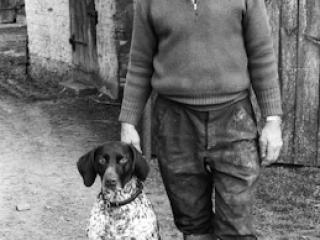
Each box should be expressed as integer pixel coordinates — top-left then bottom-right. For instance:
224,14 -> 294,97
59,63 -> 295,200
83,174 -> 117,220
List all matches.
0,95 -> 180,240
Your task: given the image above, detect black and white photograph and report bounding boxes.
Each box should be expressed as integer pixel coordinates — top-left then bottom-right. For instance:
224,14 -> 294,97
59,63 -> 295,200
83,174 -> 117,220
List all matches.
0,0 -> 319,239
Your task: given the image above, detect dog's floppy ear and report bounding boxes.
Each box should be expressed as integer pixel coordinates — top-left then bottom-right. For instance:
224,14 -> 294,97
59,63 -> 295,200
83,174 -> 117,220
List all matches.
129,144 -> 149,181
77,149 -> 97,187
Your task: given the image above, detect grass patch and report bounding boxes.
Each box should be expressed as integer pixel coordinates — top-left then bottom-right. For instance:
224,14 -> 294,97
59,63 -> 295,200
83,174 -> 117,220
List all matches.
254,166 -> 320,238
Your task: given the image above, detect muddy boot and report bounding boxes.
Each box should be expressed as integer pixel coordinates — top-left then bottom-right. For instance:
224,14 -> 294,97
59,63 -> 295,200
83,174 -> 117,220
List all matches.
183,233 -> 216,240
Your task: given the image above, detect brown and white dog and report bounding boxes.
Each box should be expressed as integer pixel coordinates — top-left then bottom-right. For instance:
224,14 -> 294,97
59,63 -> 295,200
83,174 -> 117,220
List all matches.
77,141 -> 161,240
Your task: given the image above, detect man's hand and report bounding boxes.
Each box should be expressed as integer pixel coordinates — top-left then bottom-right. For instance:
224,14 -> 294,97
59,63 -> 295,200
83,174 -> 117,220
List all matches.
121,122 -> 142,152
259,118 -> 283,167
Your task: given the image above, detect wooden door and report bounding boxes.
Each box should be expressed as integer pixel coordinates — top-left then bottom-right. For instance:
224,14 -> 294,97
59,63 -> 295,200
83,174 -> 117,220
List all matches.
294,0 -> 320,166
114,0 -> 134,81
265,0 -> 320,166
69,0 -> 99,85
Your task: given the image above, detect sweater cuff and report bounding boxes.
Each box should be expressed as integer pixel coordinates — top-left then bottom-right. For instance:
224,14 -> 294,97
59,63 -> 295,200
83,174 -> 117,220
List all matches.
119,108 -> 142,126
255,87 -> 283,117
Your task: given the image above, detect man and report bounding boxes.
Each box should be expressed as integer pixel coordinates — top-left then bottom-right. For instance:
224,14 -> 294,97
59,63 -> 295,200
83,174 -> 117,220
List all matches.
119,0 -> 283,239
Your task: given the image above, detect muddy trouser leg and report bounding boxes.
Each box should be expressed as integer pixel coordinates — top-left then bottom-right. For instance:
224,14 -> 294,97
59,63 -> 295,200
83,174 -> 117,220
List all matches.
205,98 -> 260,240
154,96 -> 214,238
154,96 -> 260,240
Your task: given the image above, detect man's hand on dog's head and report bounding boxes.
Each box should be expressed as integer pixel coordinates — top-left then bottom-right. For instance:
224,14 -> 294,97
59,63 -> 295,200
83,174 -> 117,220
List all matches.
121,122 -> 142,153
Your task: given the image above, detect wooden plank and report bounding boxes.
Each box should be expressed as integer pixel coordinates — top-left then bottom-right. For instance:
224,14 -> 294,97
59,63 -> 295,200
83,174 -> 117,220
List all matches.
94,0 -> 119,99
70,0 -> 98,72
72,0 -> 86,70
16,0 -> 26,24
295,0 -> 320,166
69,0 -> 99,87
86,0 -> 98,72
277,0 -> 299,164
0,0 -> 16,24
114,0 -> 134,79
265,0 -> 280,60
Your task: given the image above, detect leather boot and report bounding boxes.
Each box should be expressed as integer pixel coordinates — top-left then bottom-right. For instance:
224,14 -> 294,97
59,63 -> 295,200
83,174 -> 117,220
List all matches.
183,233 -> 216,240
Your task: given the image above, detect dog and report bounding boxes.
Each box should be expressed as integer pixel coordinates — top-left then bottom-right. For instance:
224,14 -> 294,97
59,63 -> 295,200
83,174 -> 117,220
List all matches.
77,141 -> 161,240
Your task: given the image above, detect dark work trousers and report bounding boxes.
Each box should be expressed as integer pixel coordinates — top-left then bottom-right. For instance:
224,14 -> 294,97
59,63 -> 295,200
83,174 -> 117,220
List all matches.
154,96 -> 260,240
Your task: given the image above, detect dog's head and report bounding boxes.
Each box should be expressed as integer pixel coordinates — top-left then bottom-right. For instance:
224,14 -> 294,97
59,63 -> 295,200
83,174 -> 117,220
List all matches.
77,141 -> 149,190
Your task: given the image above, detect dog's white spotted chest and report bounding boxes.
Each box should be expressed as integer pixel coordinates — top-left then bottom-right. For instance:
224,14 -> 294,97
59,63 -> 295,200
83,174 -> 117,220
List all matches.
87,178 -> 159,240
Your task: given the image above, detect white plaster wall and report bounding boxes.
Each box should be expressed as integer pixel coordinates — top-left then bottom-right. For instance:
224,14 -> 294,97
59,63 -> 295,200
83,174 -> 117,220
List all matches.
25,0 -> 72,65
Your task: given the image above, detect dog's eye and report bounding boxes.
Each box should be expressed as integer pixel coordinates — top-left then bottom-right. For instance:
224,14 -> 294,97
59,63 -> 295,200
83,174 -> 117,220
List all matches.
117,156 -> 128,164
98,157 -> 107,165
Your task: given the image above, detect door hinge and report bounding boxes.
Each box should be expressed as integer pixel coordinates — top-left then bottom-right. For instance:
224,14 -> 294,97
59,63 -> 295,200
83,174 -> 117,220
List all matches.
69,34 -> 88,51
87,9 -> 98,25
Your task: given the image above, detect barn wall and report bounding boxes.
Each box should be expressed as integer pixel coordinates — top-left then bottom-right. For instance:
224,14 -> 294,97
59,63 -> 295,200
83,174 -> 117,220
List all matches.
25,0 -> 73,81
265,0 -> 320,166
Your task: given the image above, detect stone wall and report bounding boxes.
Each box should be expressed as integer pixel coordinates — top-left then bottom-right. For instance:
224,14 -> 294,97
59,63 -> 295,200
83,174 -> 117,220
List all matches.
0,24 -> 27,77
0,0 -> 27,77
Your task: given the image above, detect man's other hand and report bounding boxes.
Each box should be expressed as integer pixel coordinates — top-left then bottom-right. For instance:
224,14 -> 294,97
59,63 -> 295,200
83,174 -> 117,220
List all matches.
259,118 -> 283,167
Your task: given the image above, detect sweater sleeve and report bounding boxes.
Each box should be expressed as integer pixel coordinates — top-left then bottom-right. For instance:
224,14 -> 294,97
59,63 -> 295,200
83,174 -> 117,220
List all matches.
118,0 -> 157,125
244,0 -> 283,117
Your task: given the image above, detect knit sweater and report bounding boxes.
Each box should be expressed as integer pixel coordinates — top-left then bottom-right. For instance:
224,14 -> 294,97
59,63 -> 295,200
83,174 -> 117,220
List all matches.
119,0 -> 282,125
